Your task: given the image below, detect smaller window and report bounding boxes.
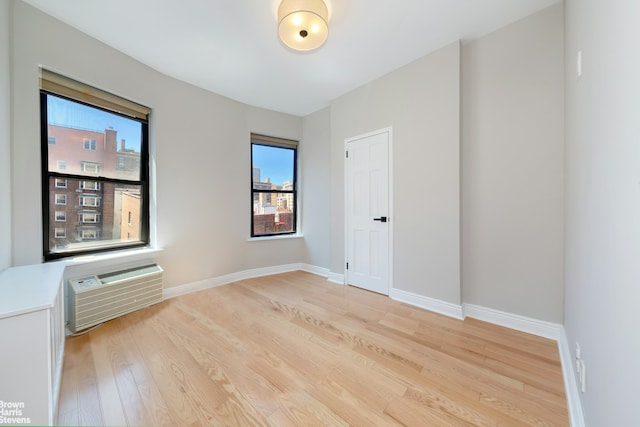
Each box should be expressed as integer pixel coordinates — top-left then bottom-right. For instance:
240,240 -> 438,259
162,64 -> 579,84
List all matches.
48,136 -> 56,144
117,157 -> 125,171
54,227 -> 66,238
79,181 -> 100,190
55,211 -> 66,222
54,178 -> 67,188
80,229 -> 98,240
54,194 -> 67,205
83,139 -> 97,150
79,212 -> 101,223
57,160 -> 67,171
80,195 -> 101,207
81,162 -> 100,174
250,134 -> 298,237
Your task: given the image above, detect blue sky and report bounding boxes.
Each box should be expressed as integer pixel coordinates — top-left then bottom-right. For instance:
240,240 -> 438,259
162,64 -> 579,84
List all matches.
48,94 -> 296,185
252,144 -> 294,187
47,94 -> 142,151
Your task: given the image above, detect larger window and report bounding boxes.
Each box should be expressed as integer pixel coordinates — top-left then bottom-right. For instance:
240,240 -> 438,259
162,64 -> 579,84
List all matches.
251,134 -> 298,237
40,69 -> 151,260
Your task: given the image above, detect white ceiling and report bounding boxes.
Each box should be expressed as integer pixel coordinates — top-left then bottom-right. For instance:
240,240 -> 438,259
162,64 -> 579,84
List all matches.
22,0 -> 559,117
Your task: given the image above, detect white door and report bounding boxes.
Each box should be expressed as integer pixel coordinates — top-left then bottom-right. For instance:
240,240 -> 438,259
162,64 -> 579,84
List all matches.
345,129 -> 391,295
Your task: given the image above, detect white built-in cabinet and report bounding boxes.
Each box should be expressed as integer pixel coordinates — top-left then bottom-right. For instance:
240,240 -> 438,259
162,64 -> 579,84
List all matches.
0,264 -> 66,426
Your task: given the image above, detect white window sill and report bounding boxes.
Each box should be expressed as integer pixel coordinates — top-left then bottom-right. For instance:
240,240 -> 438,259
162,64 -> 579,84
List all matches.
248,234 -> 304,242
60,247 -> 163,279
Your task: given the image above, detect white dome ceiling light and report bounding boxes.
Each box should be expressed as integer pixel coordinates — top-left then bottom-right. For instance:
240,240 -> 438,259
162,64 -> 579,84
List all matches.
278,0 -> 329,51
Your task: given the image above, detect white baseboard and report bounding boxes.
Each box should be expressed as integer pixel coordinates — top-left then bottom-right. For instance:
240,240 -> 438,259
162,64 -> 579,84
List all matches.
463,303 -> 563,341
327,272 -> 345,285
300,264 -> 329,277
163,263 -> 303,299
163,263 -> 336,299
390,288 -> 465,320
558,327 -> 586,427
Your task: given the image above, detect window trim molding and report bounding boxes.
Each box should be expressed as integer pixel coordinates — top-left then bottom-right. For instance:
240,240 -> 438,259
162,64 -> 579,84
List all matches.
40,72 -> 151,261
40,69 -> 150,120
250,133 -> 298,238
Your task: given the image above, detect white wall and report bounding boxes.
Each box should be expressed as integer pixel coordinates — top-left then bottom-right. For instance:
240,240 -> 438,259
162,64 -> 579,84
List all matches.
564,0 -> 640,424
10,1 -> 309,288
0,1 -> 11,271
330,42 -> 461,304
301,107 -> 331,269
462,4 -> 565,323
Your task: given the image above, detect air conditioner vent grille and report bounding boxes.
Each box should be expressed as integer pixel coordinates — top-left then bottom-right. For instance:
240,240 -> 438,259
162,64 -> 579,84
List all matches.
68,264 -> 163,333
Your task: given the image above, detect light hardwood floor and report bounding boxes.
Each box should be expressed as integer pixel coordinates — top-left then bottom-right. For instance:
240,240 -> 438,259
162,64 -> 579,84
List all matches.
57,271 -> 568,426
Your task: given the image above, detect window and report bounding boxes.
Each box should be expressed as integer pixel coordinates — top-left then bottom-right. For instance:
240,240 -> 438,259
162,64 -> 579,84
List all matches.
80,195 -> 101,207
80,229 -> 99,240
81,162 -> 100,174
79,181 -> 100,190
79,212 -> 101,223
250,134 -> 297,237
83,139 -> 97,150
40,69 -> 151,260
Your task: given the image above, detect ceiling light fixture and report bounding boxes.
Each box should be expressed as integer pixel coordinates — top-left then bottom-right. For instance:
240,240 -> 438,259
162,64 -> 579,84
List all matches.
278,0 -> 328,52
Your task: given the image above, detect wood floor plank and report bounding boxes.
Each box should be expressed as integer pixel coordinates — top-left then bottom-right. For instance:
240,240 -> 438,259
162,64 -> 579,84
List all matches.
55,336 -> 80,426
88,322 -> 129,427
73,335 -> 104,426
57,271 -> 569,426
113,314 -> 177,427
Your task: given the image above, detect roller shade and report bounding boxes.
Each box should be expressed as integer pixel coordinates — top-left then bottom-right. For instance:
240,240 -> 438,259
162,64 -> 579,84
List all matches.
40,69 -> 150,121
251,133 -> 298,149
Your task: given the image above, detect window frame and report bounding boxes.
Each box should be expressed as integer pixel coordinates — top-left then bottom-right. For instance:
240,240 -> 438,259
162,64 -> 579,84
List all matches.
40,71 -> 151,261
54,194 -> 67,205
79,212 -> 101,223
250,134 -> 298,238
79,180 -> 100,190
79,195 -> 102,207
83,138 -> 97,151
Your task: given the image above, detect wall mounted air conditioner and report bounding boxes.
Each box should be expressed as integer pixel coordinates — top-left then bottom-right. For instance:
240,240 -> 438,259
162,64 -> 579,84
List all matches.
68,264 -> 163,333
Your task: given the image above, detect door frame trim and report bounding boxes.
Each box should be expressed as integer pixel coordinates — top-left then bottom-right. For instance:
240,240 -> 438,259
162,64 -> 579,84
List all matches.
344,127 -> 394,294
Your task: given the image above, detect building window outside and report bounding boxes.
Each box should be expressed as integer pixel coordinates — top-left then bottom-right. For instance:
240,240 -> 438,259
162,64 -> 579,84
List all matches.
80,229 -> 99,240
41,69 -> 150,260
48,136 -> 56,144
250,134 -> 298,237
80,180 -> 100,190
79,195 -> 101,207
79,212 -> 101,223
81,162 -> 100,174
83,139 -> 97,150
